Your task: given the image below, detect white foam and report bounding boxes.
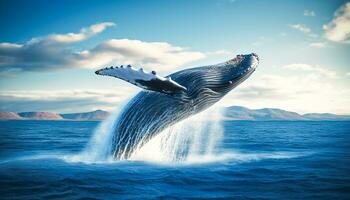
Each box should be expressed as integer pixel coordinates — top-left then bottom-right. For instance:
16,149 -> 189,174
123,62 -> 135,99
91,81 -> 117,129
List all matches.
64,103 -> 125,164
180,151 -> 302,165
129,106 -> 225,163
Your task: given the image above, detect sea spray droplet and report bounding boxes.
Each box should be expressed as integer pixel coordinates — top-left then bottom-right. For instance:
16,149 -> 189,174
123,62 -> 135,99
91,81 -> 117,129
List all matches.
129,106 -> 224,163
70,103 -> 125,163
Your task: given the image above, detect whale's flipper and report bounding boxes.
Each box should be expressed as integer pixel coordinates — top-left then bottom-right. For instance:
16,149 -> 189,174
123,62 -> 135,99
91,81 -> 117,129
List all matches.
95,65 -> 187,94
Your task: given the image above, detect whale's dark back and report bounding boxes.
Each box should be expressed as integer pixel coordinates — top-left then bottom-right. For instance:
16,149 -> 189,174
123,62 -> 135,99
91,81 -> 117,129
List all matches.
111,66 -> 230,159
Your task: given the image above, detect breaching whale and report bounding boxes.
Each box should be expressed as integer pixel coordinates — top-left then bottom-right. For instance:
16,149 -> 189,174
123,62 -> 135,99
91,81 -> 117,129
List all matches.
95,53 -> 259,159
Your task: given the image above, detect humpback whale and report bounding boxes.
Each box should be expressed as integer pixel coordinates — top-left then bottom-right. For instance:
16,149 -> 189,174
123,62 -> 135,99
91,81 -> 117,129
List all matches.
95,53 -> 259,159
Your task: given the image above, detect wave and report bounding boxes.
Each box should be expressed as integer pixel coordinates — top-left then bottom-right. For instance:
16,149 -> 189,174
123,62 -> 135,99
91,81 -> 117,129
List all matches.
175,151 -> 302,165
0,150 -> 304,167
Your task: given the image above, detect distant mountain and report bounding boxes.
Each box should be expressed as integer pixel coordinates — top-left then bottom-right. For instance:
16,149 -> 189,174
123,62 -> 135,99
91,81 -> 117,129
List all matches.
17,112 -> 63,120
302,113 -> 350,121
0,112 -> 22,120
224,106 -> 350,121
0,107 -> 349,121
224,106 -> 304,120
61,110 -> 109,121
0,110 -> 109,121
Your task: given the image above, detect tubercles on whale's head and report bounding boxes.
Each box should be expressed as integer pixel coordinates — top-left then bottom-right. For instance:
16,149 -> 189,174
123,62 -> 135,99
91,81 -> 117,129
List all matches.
227,53 -> 259,71
224,53 -> 259,81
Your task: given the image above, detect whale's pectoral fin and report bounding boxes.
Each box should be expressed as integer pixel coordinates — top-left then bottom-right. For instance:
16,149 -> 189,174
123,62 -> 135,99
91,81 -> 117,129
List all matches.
95,65 -> 187,94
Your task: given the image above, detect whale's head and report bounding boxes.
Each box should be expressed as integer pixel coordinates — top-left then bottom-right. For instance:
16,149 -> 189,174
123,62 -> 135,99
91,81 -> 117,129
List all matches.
189,53 -> 258,94
173,53 -> 259,109
220,53 -> 259,85
224,53 -> 258,86
209,53 -> 259,92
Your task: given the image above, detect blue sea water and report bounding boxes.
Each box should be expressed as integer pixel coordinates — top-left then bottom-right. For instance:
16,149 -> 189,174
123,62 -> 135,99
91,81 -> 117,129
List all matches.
0,120 -> 349,199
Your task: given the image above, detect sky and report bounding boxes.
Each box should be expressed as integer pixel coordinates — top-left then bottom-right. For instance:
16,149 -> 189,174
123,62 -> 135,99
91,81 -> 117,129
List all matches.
0,0 -> 349,114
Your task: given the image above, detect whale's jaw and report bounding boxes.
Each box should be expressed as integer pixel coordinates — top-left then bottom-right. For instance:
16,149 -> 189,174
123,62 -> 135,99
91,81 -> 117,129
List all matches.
199,53 -> 259,96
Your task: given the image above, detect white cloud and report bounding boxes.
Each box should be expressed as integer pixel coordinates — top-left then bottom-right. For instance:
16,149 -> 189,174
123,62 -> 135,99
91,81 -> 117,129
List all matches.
48,22 -> 115,43
0,23 -> 208,75
282,63 -> 337,79
346,72 -> 350,76
0,22 -> 116,74
289,24 -> 311,33
289,24 -> 319,38
304,10 -> 316,17
75,39 -> 206,71
323,2 -> 350,42
289,24 -> 326,48
310,42 -> 327,48
220,69 -> 350,114
0,88 -> 137,113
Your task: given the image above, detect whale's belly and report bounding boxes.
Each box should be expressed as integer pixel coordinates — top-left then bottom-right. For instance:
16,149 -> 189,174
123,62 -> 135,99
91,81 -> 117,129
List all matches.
111,91 -> 192,159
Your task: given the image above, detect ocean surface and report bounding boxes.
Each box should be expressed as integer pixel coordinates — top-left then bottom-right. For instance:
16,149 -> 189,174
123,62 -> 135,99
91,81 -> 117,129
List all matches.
0,119 -> 349,199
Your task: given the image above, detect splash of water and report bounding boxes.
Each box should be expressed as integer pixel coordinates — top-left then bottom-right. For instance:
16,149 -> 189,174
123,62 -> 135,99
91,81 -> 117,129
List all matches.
64,104 -> 302,165
65,105 -> 123,163
66,104 -> 224,164
129,106 -> 224,163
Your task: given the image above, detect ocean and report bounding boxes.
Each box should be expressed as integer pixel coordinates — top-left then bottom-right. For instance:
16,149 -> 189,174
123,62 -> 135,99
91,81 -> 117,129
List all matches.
0,119 -> 349,199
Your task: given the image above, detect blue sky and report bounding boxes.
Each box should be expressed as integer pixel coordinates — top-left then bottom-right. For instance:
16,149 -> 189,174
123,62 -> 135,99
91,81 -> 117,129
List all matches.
0,0 -> 349,114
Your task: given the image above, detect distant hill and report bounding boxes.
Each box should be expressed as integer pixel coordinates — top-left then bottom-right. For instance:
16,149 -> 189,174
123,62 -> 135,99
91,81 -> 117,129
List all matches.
17,112 -> 63,120
0,110 -> 109,121
224,106 -> 304,120
224,106 -> 350,121
0,107 -> 349,121
302,113 -> 350,121
0,112 -> 22,120
61,110 -> 109,121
